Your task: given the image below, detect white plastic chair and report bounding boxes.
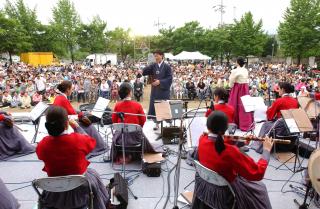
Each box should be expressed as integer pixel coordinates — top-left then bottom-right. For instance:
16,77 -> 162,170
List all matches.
193,160 -> 236,209
32,175 -> 93,209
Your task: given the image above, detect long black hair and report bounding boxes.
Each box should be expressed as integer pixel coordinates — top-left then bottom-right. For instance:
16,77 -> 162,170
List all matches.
45,106 -> 68,136
118,82 -> 132,100
279,82 -> 294,94
206,111 -> 228,154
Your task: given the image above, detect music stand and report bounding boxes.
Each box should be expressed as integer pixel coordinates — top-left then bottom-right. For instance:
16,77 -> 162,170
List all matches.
154,100 -> 183,143
30,102 -> 49,144
276,109 -> 313,172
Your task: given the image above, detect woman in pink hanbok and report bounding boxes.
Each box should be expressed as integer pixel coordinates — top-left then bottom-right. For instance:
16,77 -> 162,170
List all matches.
228,57 -> 253,131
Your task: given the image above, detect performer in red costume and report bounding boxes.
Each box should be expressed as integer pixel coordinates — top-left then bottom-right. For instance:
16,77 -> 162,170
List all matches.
0,111 -> 35,160
111,82 -> 157,163
205,87 -> 234,123
252,82 -> 299,153
192,111 -> 273,209
36,106 -> 109,209
53,80 -> 106,157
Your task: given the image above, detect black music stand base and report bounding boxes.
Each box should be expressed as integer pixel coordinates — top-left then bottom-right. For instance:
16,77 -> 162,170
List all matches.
293,182 -> 311,209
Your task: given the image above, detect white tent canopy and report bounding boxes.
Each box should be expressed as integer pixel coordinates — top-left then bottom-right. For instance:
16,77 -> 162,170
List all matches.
173,51 -> 211,60
164,53 -> 175,60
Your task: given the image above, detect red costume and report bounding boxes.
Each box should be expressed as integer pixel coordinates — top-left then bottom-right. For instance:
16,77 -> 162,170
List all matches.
266,96 -> 299,121
198,134 -> 268,182
315,92 -> 320,100
205,104 -> 235,123
53,95 -> 76,115
112,100 -> 146,127
36,133 -> 96,177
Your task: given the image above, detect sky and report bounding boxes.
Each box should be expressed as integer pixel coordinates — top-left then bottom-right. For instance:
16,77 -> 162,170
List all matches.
0,0 -> 291,35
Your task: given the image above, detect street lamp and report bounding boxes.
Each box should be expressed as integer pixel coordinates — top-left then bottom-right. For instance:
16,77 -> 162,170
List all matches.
271,43 -> 275,60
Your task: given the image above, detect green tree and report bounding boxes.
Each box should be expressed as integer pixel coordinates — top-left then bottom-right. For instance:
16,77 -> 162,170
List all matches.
78,16 -> 107,53
262,35 -> 278,58
231,12 -> 267,58
105,27 -> 133,62
278,0 -> 320,64
4,0 -> 41,51
203,25 -> 233,63
51,0 -> 81,63
0,11 -> 31,63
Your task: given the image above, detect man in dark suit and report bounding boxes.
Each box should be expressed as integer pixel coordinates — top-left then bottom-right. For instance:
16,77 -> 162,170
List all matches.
143,50 -> 173,130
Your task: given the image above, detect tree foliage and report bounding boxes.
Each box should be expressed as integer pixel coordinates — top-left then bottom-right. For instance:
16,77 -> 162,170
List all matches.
278,0 -> 320,63
231,12 -> 267,57
105,27 -> 133,62
51,0 -> 81,63
0,10 -> 31,63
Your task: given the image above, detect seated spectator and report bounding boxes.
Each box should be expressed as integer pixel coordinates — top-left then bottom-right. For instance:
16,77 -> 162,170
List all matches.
32,91 -> 43,106
10,92 -> 21,108
1,91 -> 12,107
21,92 -> 31,109
250,85 -> 259,97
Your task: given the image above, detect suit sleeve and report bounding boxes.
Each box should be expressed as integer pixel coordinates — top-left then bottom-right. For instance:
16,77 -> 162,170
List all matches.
159,65 -> 173,90
231,147 -> 268,181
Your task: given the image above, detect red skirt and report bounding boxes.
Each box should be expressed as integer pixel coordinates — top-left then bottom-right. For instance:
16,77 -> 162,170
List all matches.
228,83 -> 253,131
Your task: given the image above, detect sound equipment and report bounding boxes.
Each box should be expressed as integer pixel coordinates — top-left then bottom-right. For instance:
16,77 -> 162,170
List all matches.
108,173 -> 128,209
162,126 -> 180,144
142,162 -> 161,177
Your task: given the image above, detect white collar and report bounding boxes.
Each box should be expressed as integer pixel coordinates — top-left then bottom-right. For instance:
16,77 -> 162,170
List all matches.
218,100 -> 225,104
59,130 -> 69,136
123,97 -> 131,101
208,133 -> 218,138
282,93 -> 290,97
158,60 -> 164,67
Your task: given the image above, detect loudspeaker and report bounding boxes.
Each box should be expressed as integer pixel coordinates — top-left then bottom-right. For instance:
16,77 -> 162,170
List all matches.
162,126 -> 180,144
108,173 -> 128,209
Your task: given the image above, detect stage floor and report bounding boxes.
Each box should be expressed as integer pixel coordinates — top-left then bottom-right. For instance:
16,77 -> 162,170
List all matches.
0,115 -> 319,209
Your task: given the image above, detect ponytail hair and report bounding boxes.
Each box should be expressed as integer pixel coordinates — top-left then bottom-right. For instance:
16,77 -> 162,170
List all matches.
206,111 -> 228,154
45,106 -> 68,136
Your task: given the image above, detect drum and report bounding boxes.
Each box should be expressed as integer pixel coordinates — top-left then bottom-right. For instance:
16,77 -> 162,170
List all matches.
308,149 -> 320,195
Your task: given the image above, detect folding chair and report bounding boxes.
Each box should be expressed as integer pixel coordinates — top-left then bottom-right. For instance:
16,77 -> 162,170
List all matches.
32,175 -> 93,209
111,123 -> 145,174
193,160 -> 236,209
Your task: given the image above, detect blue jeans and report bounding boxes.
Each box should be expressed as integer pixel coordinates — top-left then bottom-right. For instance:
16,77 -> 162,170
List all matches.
100,91 -> 109,99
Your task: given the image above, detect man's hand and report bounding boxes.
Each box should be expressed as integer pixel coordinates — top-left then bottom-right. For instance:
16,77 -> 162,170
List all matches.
263,136 -> 274,152
152,79 -> 160,86
69,119 -> 79,129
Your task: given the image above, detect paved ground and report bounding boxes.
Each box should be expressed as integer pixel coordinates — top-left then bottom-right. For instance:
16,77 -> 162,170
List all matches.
0,117 -> 319,209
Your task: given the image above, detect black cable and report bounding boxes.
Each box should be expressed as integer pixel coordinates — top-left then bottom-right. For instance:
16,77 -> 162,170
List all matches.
162,163 -> 177,209
10,185 -> 32,192
154,173 -> 165,209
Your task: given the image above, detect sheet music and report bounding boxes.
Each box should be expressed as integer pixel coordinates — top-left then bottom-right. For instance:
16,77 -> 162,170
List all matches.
30,102 -> 49,121
241,95 -> 267,113
91,97 -> 110,119
284,118 -> 299,133
155,101 -> 172,121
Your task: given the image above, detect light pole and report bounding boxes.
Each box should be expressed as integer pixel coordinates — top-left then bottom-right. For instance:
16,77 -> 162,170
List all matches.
271,43 -> 275,60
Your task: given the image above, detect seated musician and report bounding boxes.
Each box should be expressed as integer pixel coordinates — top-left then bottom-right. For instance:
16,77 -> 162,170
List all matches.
111,82 -> 157,163
0,178 -> 20,209
192,111 -> 273,209
53,80 -> 106,157
36,106 -> 109,209
205,87 -> 235,123
0,111 -> 35,160
252,82 -> 299,153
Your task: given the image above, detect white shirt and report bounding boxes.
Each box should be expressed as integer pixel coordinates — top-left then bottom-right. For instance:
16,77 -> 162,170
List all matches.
35,77 -> 46,91
158,60 -> 164,68
100,83 -> 109,91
